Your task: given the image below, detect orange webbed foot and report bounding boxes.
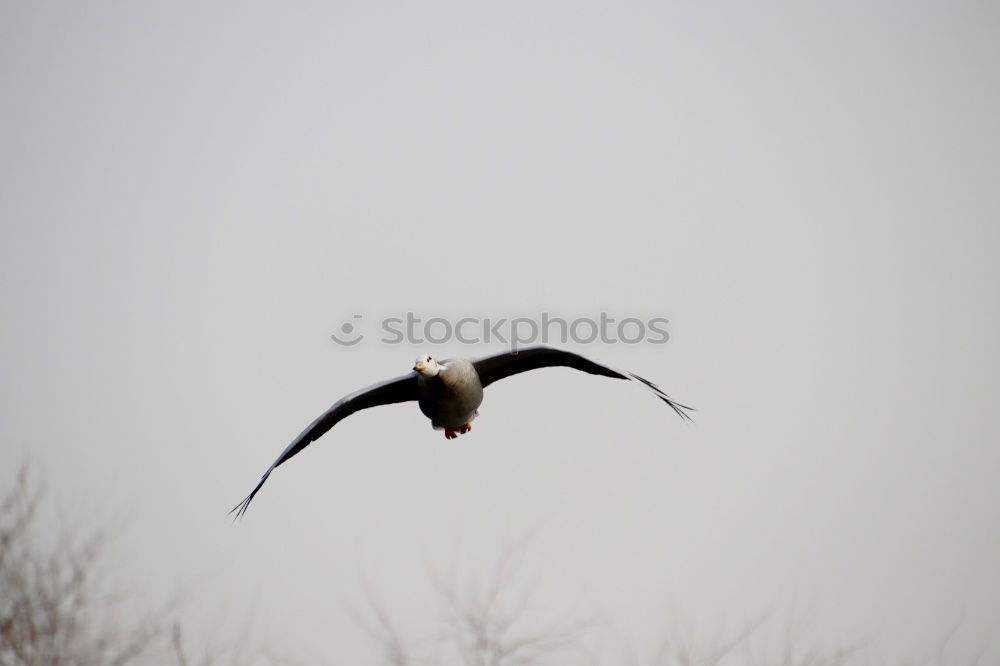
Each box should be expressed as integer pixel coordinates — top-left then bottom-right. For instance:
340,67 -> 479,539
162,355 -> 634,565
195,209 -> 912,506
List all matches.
444,428 -> 459,440
459,422 -> 472,435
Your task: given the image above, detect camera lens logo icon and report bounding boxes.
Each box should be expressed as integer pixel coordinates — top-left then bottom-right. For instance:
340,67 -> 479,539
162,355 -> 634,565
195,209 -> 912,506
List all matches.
330,314 -> 364,346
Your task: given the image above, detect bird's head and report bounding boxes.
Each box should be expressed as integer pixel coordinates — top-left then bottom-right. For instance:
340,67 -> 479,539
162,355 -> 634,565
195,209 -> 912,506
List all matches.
413,354 -> 441,377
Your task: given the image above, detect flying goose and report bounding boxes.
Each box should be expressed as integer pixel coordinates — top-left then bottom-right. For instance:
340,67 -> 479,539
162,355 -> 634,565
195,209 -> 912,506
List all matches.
231,346 -> 692,518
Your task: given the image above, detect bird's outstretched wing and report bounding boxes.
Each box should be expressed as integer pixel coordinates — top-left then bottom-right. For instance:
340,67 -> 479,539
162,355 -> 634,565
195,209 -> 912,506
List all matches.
230,373 -> 419,519
472,346 -> 694,422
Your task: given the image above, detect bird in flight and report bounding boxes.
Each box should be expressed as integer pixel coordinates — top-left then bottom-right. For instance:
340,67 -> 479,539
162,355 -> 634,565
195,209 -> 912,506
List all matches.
231,346 -> 692,518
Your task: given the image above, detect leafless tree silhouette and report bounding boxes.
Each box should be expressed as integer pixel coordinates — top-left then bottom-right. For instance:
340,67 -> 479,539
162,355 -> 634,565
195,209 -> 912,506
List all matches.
0,463 -> 287,666
0,464 -> 161,665
1,462 -> 990,665
354,544 -> 593,666
354,552 -> 991,666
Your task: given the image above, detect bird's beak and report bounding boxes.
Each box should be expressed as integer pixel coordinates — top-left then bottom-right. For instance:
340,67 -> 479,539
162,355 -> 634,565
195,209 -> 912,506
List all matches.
414,362 -> 425,372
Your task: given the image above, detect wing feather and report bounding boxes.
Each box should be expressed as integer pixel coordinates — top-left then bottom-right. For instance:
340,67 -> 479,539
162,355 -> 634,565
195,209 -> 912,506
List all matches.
230,373 -> 419,519
472,346 -> 694,421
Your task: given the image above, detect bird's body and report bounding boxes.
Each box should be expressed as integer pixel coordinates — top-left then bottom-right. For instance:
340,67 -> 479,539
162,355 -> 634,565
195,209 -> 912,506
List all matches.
417,358 -> 483,430
231,346 -> 693,518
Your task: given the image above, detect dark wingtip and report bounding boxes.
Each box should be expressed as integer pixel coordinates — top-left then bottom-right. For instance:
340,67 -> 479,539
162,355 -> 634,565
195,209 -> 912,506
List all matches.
659,394 -> 696,423
227,495 -> 250,523
626,371 -> 695,423
228,475 -> 268,522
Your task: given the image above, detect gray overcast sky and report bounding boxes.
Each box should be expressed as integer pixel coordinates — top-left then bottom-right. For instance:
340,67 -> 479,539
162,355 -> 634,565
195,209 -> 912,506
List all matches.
1,1 -> 998,663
